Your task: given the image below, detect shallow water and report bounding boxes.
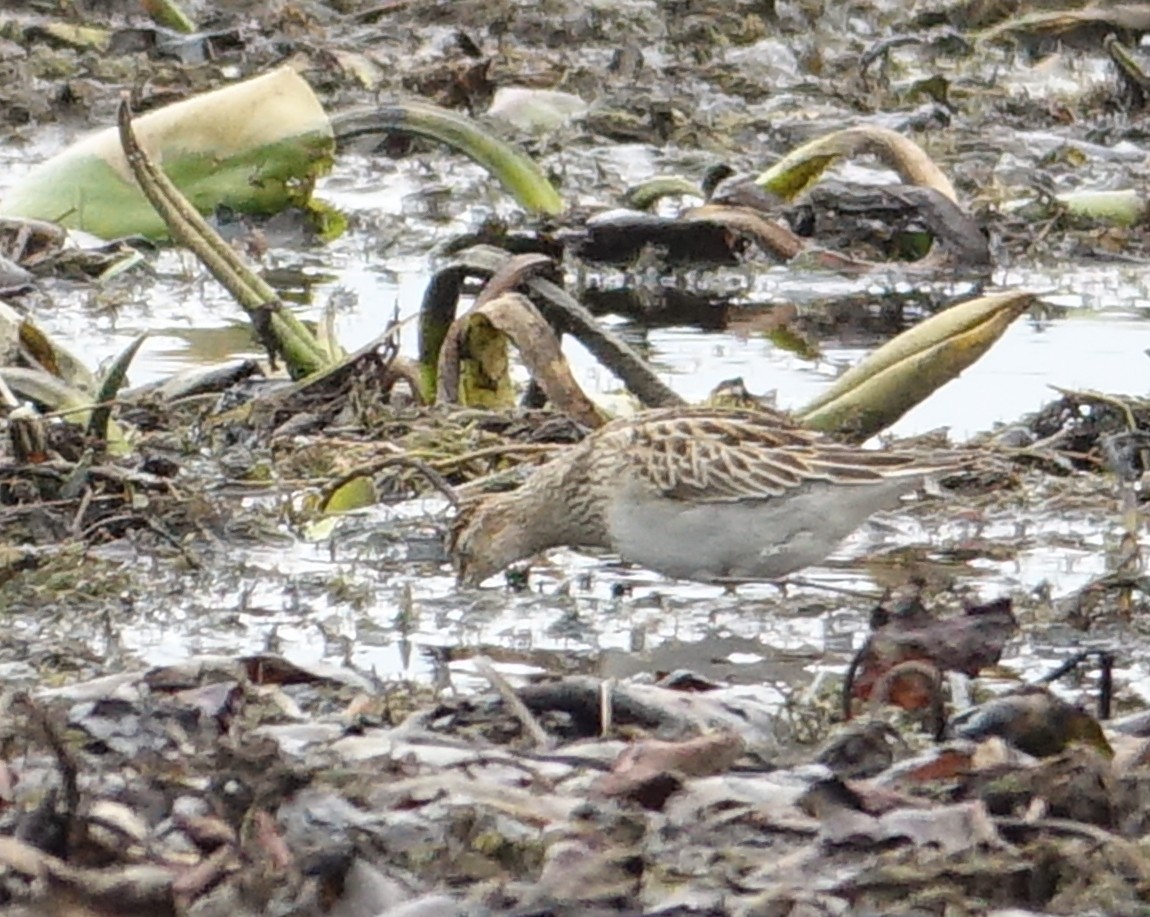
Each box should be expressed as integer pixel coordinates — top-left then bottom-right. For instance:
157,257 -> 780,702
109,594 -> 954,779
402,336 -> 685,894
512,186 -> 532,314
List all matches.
3,126 -> 1150,702
21,147 -> 1150,442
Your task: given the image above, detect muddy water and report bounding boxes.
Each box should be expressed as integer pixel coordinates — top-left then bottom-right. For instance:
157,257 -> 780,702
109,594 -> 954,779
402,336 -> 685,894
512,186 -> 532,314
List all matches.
4,142 -> 1150,697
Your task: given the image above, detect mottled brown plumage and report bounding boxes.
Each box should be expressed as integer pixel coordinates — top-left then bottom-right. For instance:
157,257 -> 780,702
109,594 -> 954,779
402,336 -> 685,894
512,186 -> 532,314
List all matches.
449,407 -> 961,586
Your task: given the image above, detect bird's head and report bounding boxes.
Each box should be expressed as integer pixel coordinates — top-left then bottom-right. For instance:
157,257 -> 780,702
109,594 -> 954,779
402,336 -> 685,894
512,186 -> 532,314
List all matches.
447,494 -> 536,587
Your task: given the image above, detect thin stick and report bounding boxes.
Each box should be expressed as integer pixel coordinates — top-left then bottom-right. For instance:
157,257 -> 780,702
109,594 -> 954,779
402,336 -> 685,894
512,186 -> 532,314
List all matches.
322,455 -> 460,508
473,656 -> 553,751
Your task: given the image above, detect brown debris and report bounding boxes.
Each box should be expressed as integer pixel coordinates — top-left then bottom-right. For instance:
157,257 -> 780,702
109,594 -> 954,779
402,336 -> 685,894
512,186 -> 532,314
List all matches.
845,592 -> 1017,723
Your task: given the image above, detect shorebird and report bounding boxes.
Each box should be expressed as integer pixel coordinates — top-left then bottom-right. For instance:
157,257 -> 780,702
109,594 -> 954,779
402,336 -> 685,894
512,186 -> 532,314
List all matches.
448,406 -> 961,587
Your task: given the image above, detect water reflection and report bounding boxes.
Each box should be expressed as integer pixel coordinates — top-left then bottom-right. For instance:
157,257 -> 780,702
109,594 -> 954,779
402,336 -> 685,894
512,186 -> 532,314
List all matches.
3,145 -> 1149,692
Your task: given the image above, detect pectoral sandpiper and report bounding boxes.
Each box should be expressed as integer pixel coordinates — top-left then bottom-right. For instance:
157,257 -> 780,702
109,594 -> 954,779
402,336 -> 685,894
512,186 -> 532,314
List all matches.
448,406 -> 961,587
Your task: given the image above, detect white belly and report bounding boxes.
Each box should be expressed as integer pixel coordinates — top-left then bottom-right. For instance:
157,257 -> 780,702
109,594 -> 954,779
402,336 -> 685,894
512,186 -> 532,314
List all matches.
604,477 -> 924,582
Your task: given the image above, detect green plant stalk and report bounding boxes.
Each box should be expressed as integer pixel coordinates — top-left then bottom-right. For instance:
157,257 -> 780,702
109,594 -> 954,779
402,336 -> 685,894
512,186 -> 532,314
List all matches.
333,103 -> 564,216
622,176 -> 702,211
756,126 -> 958,204
797,291 -> 1035,439
117,97 -> 329,378
799,291 -> 1035,417
87,331 -> 147,443
141,0 -> 196,32
417,265 -> 469,401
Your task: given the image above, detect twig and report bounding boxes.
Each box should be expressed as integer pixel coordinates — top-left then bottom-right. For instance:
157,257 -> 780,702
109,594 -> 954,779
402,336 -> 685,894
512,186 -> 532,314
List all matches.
430,442 -> 561,471
322,455 -> 461,508
473,656 -> 553,751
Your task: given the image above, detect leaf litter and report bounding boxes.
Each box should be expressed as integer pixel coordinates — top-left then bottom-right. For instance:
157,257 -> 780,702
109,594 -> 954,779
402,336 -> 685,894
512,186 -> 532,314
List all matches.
3,0 -> 1150,914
